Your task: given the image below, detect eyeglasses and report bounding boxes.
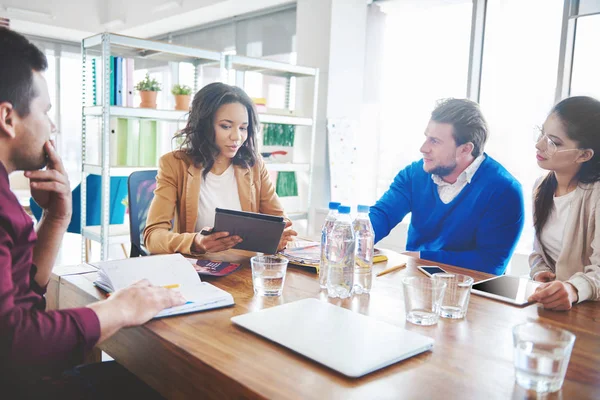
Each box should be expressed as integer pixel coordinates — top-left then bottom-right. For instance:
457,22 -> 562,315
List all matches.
533,126 -> 558,156
533,126 -> 582,158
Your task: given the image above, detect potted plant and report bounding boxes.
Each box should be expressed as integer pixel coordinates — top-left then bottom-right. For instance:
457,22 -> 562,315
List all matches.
171,84 -> 193,111
135,74 -> 161,109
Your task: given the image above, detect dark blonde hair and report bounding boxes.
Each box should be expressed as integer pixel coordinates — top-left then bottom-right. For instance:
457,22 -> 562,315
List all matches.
431,98 -> 488,157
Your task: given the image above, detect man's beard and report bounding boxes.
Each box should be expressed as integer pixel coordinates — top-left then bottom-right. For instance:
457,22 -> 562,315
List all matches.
13,149 -> 47,172
428,162 -> 457,178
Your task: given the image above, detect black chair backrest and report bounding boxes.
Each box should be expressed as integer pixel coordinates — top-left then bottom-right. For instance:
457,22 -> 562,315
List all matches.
128,170 -> 158,257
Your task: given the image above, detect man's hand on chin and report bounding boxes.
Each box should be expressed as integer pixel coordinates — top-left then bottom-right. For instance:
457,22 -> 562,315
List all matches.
26,140 -> 72,226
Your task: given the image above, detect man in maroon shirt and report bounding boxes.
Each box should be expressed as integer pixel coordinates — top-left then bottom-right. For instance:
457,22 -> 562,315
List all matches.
0,28 -> 185,398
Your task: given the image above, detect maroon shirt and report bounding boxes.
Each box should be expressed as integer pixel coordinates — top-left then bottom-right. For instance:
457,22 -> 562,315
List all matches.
0,162 -> 100,382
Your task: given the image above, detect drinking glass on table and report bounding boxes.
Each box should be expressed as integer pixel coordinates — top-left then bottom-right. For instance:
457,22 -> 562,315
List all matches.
251,255 -> 289,297
432,273 -> 474,319
512,322 -> 575,393
402,277 -> 446,326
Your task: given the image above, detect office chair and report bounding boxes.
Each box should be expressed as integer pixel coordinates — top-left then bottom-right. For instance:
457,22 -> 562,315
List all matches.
30,174 -> 129,261
127,170 -> 158,257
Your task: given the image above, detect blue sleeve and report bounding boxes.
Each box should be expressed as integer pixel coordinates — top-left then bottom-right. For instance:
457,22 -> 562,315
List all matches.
369,164 -> 413,244
420,182 -> 525,275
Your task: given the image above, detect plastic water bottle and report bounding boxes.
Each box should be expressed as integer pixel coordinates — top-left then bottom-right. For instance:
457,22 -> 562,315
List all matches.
353,205 -> 375,294
319,201 -> 341,289
326,205 -> 355,299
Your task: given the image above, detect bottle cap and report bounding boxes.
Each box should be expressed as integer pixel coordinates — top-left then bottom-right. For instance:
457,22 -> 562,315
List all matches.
328,201 -> 341,210
357,205 -> 370,213
338,205 -> 351,214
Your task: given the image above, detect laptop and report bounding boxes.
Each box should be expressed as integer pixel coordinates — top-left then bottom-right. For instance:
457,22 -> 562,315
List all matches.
231,298 -> 434,378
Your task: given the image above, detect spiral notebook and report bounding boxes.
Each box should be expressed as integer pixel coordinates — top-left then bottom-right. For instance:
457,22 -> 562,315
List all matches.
91,254 -> 234,318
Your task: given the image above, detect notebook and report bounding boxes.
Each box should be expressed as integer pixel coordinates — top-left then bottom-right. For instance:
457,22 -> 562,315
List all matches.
185,258 -> 243,277
91,254 -> 234,318
280,242 -> 389,273
231,298 -> 434,378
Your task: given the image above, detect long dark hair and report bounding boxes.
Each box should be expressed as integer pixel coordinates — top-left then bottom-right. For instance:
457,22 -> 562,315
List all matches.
174,82 -> 259,177
534,96 -> 600,236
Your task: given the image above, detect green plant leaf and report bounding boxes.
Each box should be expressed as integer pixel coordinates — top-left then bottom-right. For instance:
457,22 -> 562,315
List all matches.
171,84 -> 193,95
135,73 -> 162,92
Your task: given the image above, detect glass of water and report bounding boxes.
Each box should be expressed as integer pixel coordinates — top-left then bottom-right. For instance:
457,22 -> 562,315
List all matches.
251,255 -> 289,297
402,277 -> 446,326
432,273 -> 474,319
513,323 -> 576,393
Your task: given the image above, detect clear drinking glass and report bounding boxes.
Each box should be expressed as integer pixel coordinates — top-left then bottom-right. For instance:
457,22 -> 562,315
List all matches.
402,277 -> 446,326
251,255 -> 288,297
432,273 -> 474,319
513,323 -> 576,393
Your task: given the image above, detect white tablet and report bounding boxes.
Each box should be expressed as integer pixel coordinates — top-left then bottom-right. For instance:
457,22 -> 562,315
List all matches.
471,275 -> 541,306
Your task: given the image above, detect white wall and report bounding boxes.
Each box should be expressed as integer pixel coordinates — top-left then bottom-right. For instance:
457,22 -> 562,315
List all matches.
295,0 -> 368,235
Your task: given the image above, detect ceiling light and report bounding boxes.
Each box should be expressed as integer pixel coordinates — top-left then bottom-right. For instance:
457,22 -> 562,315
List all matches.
152,1 -> 182,14
5,6 -> 55,20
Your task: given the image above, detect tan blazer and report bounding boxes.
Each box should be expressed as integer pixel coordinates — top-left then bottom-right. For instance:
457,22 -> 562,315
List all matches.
144,151 -> 286,255
529,181 -> 600,303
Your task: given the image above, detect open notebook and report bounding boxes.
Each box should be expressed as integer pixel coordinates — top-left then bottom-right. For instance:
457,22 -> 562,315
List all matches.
91,254 -> 234,318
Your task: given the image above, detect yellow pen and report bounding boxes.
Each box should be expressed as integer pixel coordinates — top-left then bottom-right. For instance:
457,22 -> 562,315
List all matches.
162,284 -> 181,289
376,263 -> 407,277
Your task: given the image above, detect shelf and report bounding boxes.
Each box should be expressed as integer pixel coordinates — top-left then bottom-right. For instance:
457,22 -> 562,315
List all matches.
82,224 -> 131,244
265,163 -> 309,172
84,163 -> 306,176
225,55 -> 317,78
82,33 -> 222,65
259,114 -> 313,126
84,106 -> 188,122
81,33 -> 318,260
83,164 -> 157,176
84,106 -> 313,126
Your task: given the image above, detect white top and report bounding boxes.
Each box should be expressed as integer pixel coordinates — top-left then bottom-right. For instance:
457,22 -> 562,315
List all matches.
540,190 -> 576,264
231,298 -> 434,378
195,164 -> 242,231
431,154 -> 486,204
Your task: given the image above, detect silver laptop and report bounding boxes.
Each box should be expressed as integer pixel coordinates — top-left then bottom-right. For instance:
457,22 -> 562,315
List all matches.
231,298 -> 434,378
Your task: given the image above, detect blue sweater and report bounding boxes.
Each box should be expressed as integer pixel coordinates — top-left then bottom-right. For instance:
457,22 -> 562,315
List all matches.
370,154 -> 524,275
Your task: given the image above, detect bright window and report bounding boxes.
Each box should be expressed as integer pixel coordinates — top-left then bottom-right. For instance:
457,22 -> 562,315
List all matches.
376,1 -> 473,199
479,0 -> 564,254
570,14 -> 600,99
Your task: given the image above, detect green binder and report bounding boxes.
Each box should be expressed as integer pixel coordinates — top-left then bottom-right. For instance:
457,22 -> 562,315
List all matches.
138,120 -> 158,167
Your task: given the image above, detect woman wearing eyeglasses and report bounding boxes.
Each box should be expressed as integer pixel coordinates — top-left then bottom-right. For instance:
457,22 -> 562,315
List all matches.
528,96 -> 600,310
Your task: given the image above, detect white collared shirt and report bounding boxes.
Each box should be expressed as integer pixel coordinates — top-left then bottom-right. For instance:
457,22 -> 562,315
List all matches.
431,155 -> 486,204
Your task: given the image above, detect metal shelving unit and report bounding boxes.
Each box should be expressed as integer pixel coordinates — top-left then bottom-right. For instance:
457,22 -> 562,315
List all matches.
224,54 -> 319,233
81,33 -> 318,261
81,33 -> 223,262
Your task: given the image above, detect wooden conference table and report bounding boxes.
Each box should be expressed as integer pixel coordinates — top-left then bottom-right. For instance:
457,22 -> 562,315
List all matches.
49,251 -> 600,399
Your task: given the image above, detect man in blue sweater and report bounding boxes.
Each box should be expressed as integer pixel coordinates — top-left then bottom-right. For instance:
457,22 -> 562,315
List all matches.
370,99 -> 524,275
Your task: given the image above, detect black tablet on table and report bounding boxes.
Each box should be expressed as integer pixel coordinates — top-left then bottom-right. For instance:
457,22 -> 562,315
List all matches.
206,208 -> 286,254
